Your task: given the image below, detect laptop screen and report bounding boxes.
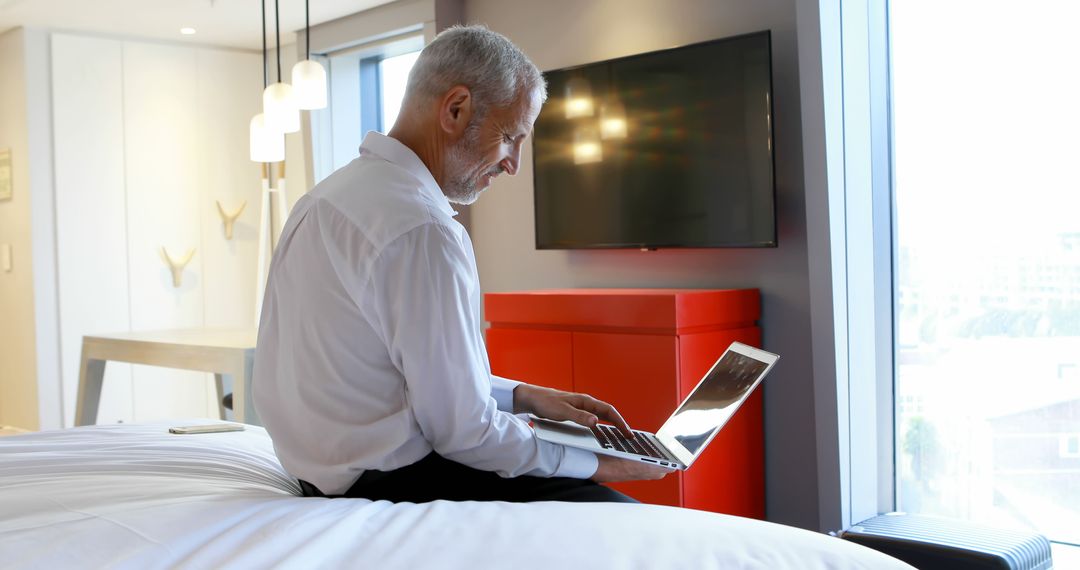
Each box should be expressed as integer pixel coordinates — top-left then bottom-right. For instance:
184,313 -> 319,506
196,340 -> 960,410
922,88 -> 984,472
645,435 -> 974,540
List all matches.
664,350 -> 769,456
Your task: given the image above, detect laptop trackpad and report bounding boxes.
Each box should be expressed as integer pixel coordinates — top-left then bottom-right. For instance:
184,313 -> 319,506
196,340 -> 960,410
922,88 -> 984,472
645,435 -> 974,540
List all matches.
532,417 -> 602,450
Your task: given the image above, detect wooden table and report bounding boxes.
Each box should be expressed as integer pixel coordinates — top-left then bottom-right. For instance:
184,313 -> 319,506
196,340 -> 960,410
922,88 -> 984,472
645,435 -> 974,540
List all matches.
74,329 -> 259,426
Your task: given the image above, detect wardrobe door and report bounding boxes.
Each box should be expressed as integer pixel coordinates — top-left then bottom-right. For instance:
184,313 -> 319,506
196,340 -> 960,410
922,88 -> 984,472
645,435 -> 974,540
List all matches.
122,41 -> 213,420
195,48 -> 262,414
51,34 -> 133,426
197,48 -> 261,331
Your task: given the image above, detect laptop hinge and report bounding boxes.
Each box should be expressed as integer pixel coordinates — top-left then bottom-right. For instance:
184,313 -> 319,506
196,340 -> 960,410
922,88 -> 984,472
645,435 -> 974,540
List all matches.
649,434 -> 681,464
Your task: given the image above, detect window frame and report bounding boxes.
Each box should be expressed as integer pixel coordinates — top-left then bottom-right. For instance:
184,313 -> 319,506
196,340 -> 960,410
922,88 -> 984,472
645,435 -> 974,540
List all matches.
810,0 -> 896,531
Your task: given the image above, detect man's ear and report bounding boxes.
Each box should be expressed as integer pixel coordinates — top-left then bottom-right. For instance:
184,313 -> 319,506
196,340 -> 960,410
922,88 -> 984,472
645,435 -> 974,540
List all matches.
438,85 -> 473,138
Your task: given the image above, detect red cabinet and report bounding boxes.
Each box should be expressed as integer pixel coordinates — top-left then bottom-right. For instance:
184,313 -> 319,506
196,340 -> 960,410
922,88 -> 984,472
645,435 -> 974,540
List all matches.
485,289 -> 763,517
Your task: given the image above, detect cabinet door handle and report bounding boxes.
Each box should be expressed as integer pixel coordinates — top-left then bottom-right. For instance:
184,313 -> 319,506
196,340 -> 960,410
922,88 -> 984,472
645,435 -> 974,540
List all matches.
216,200 -> 246,240
160,246 -> 195,288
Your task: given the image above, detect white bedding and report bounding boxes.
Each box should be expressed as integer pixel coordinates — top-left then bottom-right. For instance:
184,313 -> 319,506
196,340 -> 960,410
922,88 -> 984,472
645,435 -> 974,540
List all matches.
0,422 -> 912,569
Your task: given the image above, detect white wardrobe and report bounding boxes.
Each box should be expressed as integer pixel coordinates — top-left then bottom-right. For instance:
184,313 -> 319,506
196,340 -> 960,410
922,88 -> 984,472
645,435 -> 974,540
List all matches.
51,34 -> 263,426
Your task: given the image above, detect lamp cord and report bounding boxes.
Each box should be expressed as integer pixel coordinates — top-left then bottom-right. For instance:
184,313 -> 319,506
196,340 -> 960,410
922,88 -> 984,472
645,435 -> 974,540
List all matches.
261,0 -> 267,88
274,0 -> 281,82
305,0 -> 310,60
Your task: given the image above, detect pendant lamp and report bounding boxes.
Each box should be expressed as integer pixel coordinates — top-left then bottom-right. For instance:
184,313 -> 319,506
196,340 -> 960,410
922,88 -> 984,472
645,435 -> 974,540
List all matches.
573,125 -> 603,165
263,0 -> 300,133
251,0 -> 284,162
599,67 -> 627,139
600,98 -> 628,140
564,77 -> 594,119
250,113 -> 284,162
291,0 -> 327,110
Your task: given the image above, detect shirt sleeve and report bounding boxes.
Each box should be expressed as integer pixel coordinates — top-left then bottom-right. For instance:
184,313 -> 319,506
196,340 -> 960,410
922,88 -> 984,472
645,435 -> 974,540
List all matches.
490,375 -> 521,413
360,222 -> 596,479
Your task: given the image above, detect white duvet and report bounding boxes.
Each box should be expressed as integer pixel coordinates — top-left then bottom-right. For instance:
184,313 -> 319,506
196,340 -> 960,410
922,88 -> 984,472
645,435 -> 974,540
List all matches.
0,422 -> 911,569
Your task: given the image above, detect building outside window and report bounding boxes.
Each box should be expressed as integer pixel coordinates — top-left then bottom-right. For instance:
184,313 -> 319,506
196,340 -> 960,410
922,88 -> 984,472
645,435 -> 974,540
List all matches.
891,0 -> 1080,546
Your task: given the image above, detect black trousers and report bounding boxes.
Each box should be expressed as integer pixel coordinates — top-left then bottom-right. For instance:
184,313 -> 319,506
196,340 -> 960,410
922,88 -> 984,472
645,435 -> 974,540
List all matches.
300,452 -> 638,504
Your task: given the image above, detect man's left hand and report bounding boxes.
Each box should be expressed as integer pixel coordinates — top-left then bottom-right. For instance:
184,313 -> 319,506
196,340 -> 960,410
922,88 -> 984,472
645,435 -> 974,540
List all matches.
514,384 -> 634,438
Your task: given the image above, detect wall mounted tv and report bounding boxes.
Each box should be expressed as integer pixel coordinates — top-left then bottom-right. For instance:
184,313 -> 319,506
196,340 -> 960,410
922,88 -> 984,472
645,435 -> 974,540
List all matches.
532,30 -> 776,250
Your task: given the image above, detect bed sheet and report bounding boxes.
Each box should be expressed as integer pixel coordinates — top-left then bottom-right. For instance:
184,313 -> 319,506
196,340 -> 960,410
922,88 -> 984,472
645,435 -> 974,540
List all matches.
0,422 -> 911,569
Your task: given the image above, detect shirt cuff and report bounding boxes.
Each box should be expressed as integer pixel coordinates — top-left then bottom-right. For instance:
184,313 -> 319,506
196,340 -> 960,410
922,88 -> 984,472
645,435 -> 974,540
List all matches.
490,375 -> 523,413
553,446 -> 599,479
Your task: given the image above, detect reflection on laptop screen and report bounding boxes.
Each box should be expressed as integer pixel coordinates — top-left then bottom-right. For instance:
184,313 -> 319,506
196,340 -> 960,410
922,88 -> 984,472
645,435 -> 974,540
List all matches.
667,351 -> 768,455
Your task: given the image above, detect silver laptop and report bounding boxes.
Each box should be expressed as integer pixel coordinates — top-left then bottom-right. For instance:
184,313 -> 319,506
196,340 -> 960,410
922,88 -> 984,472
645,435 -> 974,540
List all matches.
532,341 -> 778,470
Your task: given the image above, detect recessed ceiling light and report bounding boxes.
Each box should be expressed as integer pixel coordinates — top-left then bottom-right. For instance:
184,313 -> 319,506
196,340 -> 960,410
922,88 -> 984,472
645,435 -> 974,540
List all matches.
180,27 -> 197,35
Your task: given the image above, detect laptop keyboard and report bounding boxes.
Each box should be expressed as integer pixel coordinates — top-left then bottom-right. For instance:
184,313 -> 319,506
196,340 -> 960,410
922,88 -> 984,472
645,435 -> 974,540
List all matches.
595,425 -> 669,460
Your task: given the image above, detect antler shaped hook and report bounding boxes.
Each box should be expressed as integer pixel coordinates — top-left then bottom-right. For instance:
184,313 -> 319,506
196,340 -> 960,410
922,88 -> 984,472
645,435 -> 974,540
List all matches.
160,246 -> 195,288
216,200 -> 247,240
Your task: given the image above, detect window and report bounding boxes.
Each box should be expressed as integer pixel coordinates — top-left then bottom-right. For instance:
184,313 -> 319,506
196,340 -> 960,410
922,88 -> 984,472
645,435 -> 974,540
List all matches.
891,0 -> 1080,544
379,50 -> 421,131
311,35 -> 423,183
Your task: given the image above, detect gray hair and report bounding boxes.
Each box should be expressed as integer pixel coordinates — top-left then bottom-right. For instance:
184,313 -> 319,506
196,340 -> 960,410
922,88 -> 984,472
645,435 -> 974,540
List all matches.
403,25 -> 547,120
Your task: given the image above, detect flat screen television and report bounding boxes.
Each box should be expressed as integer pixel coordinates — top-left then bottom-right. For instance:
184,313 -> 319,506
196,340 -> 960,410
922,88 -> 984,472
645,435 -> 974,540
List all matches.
532,31 -> 776,249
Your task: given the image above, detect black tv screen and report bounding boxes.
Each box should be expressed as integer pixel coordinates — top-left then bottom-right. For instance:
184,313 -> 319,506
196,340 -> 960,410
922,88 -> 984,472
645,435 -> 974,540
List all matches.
533,31 -> 776,249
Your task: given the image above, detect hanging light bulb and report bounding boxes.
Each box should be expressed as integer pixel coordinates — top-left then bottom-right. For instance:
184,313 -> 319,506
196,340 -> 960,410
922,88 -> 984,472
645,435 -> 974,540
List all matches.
250,113 -> 285,162
263,82 -> 300,133
291,0 -> 327,110
565,77 -> 594,119
292,60 -> 327,110
263,0 -> 300,133
573,125 -> 603,165
250,0 -> 284,162
600,99 -> 628,140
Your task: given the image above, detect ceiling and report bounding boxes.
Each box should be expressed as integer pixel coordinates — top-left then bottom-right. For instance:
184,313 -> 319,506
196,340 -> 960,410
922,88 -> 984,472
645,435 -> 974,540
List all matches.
0,0 -> 395,51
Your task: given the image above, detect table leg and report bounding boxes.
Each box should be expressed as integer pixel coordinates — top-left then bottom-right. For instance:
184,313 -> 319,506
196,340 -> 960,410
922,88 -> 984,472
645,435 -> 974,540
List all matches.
75,355 -> 106,426
230,352 -> 260,426
214,374 -> 228,420
232,371 -> 245,424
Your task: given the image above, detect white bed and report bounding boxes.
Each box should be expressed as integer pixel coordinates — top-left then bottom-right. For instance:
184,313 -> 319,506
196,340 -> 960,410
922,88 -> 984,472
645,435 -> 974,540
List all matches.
0,422 -> 912,569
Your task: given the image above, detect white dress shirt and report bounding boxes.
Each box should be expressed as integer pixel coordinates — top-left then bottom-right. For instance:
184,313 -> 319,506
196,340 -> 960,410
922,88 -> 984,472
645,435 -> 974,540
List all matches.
253,132 -> 597,495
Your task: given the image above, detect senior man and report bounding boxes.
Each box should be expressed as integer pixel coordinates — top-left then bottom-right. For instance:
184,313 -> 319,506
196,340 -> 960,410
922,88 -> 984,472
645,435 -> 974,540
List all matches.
254,25 -> 669,503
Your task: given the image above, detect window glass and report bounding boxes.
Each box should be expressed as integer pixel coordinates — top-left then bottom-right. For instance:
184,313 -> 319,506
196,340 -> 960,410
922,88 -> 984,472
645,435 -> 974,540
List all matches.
379,50 -> 421,132
892,0 -> 1080,543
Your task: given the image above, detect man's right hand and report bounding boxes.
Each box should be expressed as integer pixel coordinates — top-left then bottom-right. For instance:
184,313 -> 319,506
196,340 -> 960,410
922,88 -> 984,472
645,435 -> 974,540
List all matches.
590,454 -> 674,483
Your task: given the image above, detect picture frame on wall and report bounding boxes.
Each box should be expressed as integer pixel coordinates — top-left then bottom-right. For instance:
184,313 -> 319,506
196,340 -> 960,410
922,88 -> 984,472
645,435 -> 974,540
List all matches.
0,148 -> 12,201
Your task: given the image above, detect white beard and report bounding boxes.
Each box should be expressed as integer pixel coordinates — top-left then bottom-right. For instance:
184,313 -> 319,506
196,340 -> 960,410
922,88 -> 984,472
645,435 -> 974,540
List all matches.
443,123 -> 485,205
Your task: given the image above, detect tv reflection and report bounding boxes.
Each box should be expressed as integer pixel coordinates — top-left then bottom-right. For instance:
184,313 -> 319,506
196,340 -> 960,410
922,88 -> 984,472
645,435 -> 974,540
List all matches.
669,352 -> 768,455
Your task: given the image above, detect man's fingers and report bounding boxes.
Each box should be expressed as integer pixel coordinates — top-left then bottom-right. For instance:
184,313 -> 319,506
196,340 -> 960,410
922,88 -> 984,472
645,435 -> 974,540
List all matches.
583,397 -> 633,438
574,409 -> 598,427
592,454 -> 675,483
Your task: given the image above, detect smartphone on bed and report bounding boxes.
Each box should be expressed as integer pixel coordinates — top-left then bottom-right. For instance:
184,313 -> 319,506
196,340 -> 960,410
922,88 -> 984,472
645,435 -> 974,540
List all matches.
169,423 -> 245,435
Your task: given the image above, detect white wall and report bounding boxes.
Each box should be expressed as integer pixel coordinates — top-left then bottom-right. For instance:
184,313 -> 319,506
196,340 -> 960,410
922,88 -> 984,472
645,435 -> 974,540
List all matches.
464,0 -> 823,530
25,27 -> 63,431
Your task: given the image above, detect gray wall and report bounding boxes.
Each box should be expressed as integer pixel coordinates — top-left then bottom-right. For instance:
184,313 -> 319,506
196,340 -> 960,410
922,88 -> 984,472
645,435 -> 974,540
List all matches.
464,0 -> 822,530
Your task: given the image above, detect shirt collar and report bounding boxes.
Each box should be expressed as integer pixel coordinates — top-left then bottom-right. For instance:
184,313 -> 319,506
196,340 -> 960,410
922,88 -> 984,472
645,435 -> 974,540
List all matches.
358,131 -> 458,217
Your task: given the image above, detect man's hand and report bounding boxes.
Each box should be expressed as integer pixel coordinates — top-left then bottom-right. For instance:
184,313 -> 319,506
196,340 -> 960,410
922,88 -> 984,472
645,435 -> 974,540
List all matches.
591,454 -> 673,483
513,385 -> 671,483
514,384 -> 634,438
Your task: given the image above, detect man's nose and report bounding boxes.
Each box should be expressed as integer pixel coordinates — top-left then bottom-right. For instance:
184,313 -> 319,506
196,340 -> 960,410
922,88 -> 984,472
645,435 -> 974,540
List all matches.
501,143 -> 522,176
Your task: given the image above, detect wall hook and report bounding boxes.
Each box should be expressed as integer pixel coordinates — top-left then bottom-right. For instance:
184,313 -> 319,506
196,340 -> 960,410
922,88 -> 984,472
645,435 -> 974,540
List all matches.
216,200 -> 246,240
160,246 -> 195,288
